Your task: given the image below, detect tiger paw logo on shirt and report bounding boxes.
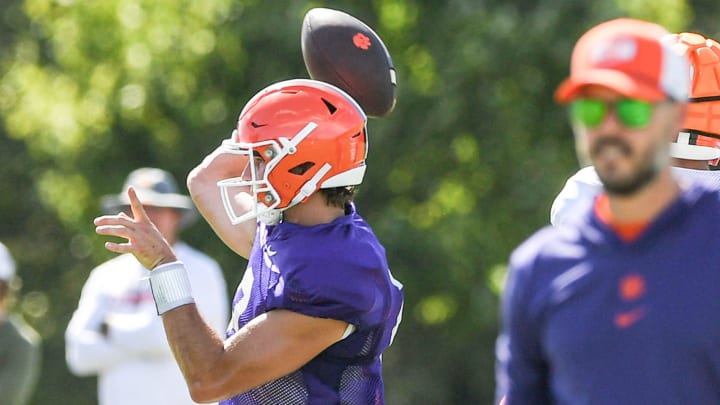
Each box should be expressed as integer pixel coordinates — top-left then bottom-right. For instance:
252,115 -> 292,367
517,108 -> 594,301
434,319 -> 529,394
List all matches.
614,273 -> 647,329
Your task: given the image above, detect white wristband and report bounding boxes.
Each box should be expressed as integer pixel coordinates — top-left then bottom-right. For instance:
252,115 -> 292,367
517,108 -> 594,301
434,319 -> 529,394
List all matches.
149,261 -> 195,315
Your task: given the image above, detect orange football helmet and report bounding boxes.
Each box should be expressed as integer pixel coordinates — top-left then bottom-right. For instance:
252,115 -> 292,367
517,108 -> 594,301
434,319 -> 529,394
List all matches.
219,79 -> 368,225
666,32 -> 720,165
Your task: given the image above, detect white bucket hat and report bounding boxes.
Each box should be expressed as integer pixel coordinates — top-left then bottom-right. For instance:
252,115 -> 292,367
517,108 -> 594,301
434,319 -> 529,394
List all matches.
100,168 -> 198,228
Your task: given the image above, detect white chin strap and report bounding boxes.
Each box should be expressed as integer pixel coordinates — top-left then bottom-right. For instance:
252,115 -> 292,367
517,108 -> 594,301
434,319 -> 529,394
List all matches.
289,164 -> 333,207
258,210 -> 282,225
670,132 -> 720,161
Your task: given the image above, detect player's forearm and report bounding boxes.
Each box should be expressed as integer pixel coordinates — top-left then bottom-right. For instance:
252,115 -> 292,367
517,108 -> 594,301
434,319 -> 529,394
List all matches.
187,183 -> 249,257
187,154 -> 254,258
161,304 -> 231,402
187,147 -> 255,258
162,306 -> 332,402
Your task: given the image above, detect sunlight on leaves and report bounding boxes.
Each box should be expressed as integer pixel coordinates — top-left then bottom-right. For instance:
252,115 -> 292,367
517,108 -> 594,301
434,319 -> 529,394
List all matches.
387,166 -> 414,194
416,294 -> 457,325
202,97 -> 229,124
379,0 -> 417,32
451,134 -> 479,164
411,179 -> 476,228
118,2 -> 145,29
37,171 -> 92,226
189,29 -> 216,55
403,45 -> 436,95
21,291 -> 49,319
615,0 -> 691,31
487,263 -> 508,297
127,43 -> 152,70
119,83 -> 146,110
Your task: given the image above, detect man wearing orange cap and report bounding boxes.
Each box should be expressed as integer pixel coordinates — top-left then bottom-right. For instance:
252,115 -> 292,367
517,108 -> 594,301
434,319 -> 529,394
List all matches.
496,19 -> 720,404
551,32 -> 720,226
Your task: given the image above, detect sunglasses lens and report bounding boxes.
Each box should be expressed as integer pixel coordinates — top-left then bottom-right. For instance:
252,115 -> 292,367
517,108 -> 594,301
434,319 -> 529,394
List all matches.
616,99 -> 653,128
571,99 -> 654,128
571,99 -> 607,127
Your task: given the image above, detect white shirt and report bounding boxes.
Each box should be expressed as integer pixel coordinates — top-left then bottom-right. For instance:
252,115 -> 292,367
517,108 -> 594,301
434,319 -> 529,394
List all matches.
65,242 -> 229,405
550,165 -> 720,226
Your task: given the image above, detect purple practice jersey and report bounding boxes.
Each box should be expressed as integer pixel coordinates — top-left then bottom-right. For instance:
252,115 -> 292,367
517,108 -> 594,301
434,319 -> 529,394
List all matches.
222,203 -> 404,405
497,184 -> 720,405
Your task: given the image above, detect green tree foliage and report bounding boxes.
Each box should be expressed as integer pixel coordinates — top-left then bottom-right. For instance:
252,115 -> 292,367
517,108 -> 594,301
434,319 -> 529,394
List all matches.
0,0 -> 711,403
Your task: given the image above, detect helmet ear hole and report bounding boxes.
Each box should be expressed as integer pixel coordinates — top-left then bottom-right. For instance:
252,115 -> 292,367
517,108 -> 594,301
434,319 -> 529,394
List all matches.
289,161 -> 316,175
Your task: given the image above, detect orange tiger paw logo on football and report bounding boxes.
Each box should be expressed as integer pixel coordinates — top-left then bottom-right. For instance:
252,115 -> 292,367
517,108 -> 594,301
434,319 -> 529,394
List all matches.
353,33 -> 372,50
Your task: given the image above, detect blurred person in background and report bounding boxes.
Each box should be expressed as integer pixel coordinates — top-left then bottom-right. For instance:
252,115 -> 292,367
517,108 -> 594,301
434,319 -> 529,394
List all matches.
497,18 -> 720,404
499,31 -> 720,405
0,242 -> 41,405
65,167 -> 229,405
551,32 -> 720,226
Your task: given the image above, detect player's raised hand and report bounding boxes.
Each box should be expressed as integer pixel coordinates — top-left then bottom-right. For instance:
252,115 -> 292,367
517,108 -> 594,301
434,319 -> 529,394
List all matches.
94,186 -> 177,270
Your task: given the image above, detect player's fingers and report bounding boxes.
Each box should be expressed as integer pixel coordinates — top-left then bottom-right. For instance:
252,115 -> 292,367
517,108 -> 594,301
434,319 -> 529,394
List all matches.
95,225 -> 133,240
93,214 -> 136,229
103,241 -> 134,254
127,187 -> 150,221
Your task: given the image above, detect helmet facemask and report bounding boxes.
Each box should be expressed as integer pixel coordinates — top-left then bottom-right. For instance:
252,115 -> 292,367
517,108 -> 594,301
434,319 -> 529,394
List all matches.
219,123 -> 325,225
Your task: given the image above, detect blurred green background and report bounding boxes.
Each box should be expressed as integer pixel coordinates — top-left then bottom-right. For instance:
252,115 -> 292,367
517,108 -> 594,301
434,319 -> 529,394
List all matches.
0,0 -> 716,403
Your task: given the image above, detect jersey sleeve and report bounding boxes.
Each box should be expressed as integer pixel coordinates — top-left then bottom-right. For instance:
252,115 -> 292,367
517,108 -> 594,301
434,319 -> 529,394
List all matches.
495,239 -> 552,405
266,249 -> 388,329
65,268 -> 131,375
65,259 -> 175,374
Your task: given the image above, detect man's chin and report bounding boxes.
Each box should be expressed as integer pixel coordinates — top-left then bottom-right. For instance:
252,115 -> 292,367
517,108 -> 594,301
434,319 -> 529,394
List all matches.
598,177 -> 628,195
602,181 -> 640,196
596,166 -> 625,186
598,168 -> 658,196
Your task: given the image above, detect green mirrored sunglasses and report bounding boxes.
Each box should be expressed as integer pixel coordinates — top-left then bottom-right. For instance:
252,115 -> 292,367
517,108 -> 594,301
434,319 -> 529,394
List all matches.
570,98 -> 655,128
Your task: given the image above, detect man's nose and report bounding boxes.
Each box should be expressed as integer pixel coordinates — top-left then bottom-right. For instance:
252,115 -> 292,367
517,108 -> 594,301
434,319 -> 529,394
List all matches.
596,108 -> 623,132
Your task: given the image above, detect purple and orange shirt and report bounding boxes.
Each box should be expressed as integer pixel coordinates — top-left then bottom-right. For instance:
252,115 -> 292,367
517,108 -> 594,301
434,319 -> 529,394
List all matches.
497,184 -> 720,405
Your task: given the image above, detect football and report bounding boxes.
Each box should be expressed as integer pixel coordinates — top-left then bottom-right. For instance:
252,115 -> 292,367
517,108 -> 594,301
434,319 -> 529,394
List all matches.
301,7 -> 397,118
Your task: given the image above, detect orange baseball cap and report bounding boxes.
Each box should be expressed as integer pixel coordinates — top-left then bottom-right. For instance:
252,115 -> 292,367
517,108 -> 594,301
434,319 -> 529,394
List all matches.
555,18 -> 689,104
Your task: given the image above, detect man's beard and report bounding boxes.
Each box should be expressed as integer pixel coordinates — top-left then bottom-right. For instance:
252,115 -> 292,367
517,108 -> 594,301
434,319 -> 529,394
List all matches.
591,137 -> 664,196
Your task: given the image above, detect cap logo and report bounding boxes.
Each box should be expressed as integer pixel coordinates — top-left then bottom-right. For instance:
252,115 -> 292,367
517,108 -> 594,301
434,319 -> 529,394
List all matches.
592,37 -> 637,66
619,273 -> 645,301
